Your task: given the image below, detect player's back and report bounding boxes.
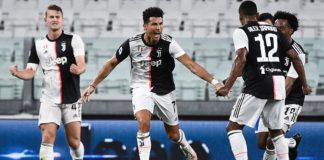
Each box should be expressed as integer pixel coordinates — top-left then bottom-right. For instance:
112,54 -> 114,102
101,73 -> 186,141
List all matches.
238,21 -> 292,100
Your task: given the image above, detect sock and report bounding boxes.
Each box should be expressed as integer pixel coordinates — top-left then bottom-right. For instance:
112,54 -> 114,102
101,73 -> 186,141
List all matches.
228,130 -> 248,160
263,147 -> 276,160
137,132 -> 151,160
39,143 -> 54,160
177,129 -> 189,147
70,142 -> 84,160
285,137 -> 296,148
272,135 -> 289,160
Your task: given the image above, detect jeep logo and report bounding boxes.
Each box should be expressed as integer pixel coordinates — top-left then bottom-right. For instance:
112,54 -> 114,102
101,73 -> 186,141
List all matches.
140,60 -> 162,67
46,57 -> 68,66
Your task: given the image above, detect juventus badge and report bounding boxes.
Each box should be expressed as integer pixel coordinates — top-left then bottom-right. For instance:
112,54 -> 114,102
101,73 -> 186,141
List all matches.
61,41 -> 66,52
157,48 -> 162,57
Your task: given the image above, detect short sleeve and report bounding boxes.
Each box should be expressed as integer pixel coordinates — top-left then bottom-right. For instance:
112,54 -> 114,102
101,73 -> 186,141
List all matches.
115,39 -> 130,62
233,28 -> 249,52
27,41 -> 39,71
169,39 -> 185,58
71,34 -> 85,57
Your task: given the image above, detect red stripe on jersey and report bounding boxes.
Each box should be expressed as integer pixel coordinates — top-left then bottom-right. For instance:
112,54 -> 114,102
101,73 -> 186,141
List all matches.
272,76 -> 276,100
54,41 -> 63,104
148,47 -> 153,90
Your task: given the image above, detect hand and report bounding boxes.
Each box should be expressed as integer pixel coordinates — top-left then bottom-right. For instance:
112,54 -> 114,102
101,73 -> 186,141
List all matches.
214,82 -> 223,91
80,85 -> 96,103
302,85 -> 312,95
70,64 -> 80,75
216,86 -> 230,97
9,64 -> 18,77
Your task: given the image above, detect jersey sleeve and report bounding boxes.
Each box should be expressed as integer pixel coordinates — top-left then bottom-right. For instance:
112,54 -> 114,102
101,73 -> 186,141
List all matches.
169,39 -> 185,58
233,28 -> 249,52
71,34 -> 85,57
115,39 -> 130,62
27,41 -> 39,71
287,53 -> 306,78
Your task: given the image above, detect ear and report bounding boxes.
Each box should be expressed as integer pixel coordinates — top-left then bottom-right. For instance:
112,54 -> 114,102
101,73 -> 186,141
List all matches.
143,23 -> 147,31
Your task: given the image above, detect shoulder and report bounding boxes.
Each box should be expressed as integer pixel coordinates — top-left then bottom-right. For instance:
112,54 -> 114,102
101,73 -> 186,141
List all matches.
129,33 -> 143,42
292,40 -> 305,54
160,33 -> 172,42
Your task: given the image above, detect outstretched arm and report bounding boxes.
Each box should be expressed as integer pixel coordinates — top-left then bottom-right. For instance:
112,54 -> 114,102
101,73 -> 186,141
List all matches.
216,48 -> 247,96
9,64 -> 36,80
177,53 -> 222,90
81,55 -> 120,102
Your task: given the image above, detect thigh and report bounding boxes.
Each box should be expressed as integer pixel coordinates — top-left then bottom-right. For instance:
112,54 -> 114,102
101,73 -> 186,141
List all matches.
38,102 -> 62,126
132,88 -> 155,114
62,101 -> 82,125
262,99 -> 285,130
229,93 -> 266,128
64,121 -> 81,142
153,91 -> 179,126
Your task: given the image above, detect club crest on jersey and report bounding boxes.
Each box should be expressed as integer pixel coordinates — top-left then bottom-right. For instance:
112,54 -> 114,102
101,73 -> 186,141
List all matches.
118,47 -> 123,55
61,41 -> 66,52
284,57 -> 290,66
157,48 -> 162,57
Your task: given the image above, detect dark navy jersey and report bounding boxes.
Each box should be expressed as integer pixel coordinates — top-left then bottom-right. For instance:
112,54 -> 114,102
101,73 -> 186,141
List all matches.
233,21 -> 292,100
115,33 -> 185,95
27,32 -> 85,104
282,39 -> 306,106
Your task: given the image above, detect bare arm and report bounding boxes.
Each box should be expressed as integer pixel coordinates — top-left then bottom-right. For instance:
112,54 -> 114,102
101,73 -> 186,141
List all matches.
285,76 -> 296,96
177,53 -> 222,90
81,55 -> 120,102
70,55 -> 86,75
286,49 -> 312,95
9,64 -> 36,80
217,48 -> 247,96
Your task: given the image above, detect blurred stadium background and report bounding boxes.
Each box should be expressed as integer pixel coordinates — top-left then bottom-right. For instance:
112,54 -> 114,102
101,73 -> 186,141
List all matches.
0,0 -> 323,159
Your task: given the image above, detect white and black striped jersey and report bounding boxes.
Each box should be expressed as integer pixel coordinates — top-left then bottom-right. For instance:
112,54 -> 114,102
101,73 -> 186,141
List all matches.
27,32 -> 85,104
233,21 -> 292,100
115,33 -> 185,95
282,39 -> 306,106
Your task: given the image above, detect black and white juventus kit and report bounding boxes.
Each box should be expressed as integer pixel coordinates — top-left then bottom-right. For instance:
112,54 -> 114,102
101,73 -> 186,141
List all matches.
27,32 -> 85,126
230,21 -> 292,129
115,33 -> 185,125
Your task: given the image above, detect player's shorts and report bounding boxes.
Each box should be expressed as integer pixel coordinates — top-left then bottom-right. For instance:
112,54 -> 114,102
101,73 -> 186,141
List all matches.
229,93 -> 285,130
132,88 -> 179,126
38,100 -> 82,126
256,104 -> 302,133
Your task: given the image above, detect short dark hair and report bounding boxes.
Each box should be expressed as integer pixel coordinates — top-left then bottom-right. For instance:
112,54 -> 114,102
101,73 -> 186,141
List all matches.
142,7 -> 164,24
273,11 -> 299,32
239,1 -> 257,16
258,13 -> 273,23
46,4 -> 63,16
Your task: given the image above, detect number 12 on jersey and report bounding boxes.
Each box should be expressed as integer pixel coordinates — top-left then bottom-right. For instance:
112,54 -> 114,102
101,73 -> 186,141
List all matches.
254,33 -> 279,62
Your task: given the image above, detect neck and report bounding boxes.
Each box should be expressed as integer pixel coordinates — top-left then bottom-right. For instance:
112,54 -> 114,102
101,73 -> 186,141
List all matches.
243,16 -> 257,25
48,29 -> 63,40
144,33 -> 158,45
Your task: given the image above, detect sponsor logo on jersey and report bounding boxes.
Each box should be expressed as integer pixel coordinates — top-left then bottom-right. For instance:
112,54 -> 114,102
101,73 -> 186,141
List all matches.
260,65 -> 282,74
118,47 -> 123,55
45,56 -> 68,66
61,41 -> 66,52
140,60 -> 162,67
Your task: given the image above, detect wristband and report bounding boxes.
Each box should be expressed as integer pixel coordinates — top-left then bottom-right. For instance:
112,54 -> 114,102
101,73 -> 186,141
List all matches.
90,84 -> 96,89
211,79 -> 219,86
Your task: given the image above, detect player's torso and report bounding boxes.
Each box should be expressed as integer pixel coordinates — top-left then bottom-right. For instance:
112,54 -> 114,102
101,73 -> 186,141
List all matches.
128,34 -> 176,95
241,22 -> 287,99
34,33 -> 80,104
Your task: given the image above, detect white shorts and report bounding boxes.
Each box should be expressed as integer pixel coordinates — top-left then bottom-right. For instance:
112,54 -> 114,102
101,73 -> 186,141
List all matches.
132,88 -> 179,126
230,93 -> 285,130
257,104 -> 302,133
38,101 -> 82,126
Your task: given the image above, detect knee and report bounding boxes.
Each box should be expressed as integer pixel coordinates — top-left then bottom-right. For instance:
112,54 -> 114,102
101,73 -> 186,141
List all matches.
67,137 -> 80,149
42,130 -> 56,143
226,122 -> 243,133
167,131 -> 180,142
137,118 -> 150,132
